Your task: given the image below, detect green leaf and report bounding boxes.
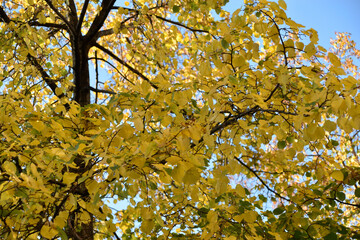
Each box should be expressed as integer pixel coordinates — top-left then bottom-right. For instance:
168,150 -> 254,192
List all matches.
198,207 -> 209,217
336,191 -> 346,201
172,5 -> 180,13
277,141 -> 286,149
355,188 -> 360,197
56,227 -> 69,240
149,181 -> 157,190
221,39 -> 229,49
273,207 -> 285,215
324,232 -> 337,240
286,136 -> 294,143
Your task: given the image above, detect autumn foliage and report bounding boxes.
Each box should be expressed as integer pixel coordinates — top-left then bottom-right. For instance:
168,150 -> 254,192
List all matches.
0,0 -> 360,239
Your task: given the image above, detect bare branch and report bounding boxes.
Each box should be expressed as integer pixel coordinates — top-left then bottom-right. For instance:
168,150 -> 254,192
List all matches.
94,42 -> 159,89
154,15 -> 208,33
27,55 -> 66,99
264,83 -> 280,102
85,0 -> 116,41
235,156 -> 291,202
88,86 -> 116,95
260,10 -> 288,66
76,0 -> 90,33
88,56 -> 135,85
27,21 -> 67,29
95,28 -> 114,39
68,0 -> 78,26
94,14 -> 138,40
44,0 -> 75,33
210,106 -> 259,135
110,6 -> 208,34
95,51 -> 99,103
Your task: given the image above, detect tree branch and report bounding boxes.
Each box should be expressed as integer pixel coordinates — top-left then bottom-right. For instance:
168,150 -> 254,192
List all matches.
27,21 -> 67,29
94,28 -> 114,39
235,156 -> 291,202
68,0 -> 78,27
210,106 -> 259,135
260,10 -> 288,66
88,86 -> 116,95
0,6 -> 68,106
88,56 -> 135,85
76,0 -> 90,33
0,6 -> 11,23
44,0 -> 75,33
154,15 -> 208,33
85,0 -> 116,41
27,55 -> 65,98
94,13 -> 138,40
264,83 -> 280,102
110,6 -> 208,34
95,51 -> 99,103
94,42 -> 158,89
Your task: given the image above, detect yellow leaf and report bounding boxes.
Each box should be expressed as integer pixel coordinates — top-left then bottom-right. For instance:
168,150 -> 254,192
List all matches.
328,52 -> 341,67
296,41 -> 304,50
55,87 -> 63,96
63,172 -> 77,185
84,129 -> 101,135
207,210 -> 218,224
133,117 -> 143,131
323,120 -> 337,132
189,125 -> 202,141
132,156 -> 146,168
31,121 -> 45,132
124,1 -> 130,6
53,211 -> 68,229
304,43 -> 316,58
314,127 -> 325,139
183,167 -> 200,185
243,210 -> 257,223
3,162 -> 17,174
40,225 -> 58,239
232,55 -> 245,67
233,214 -> 244,223
225,236 -> 237,240
278,0 -> 287,10
331,170 -> 344,181
199,61 -> 211,76
330,66 -> 346,75
254,22 -> 266,34
171,163 -> 187,183
86,180 -> 99,195
166,156 -> 181,165
215,177 -> 229,195
235,184 -> 246,197
141,219 -> 154,234
67,193 -> 77,209
118,123 -> 134,139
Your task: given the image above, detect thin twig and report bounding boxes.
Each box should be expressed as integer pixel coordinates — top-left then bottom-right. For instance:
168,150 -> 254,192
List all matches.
95,51 -> 99,103
234,156 -> 291,202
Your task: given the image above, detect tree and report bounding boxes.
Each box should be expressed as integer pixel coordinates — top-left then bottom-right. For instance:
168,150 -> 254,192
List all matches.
0,0 -> 359,239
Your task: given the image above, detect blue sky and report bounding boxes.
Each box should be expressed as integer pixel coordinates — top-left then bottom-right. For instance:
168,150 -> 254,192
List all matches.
224,0 -> 360,49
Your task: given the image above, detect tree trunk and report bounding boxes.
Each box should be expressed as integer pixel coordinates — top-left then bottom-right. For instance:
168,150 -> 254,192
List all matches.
66,34 -> 94,240
72,36 -> 91,107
